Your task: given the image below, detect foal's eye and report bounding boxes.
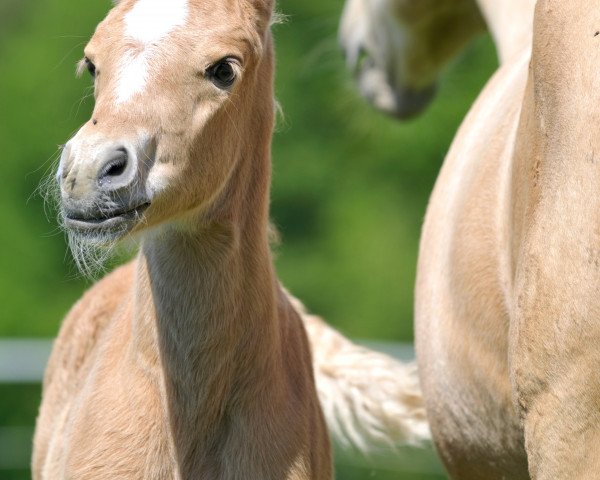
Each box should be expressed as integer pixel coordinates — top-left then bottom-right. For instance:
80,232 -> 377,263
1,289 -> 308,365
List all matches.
84,57 -> 96,78
207,58 -> 237,89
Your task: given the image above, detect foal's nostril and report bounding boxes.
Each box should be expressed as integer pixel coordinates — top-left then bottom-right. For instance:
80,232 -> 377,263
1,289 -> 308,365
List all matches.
104,158 -> 127,178
97,147 -> 131,189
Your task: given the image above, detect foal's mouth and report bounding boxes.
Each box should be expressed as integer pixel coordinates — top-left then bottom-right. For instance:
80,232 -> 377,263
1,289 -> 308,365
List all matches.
63,202 -> 151,236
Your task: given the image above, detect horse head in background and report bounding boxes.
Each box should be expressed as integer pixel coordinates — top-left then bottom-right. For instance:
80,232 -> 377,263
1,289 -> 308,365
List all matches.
339,0 -> 535,119
339,0 -> 485,118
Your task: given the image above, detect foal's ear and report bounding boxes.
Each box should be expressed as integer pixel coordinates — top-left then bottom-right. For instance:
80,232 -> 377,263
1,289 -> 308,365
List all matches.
252,0 -> 274,10
247,0 -> 275,32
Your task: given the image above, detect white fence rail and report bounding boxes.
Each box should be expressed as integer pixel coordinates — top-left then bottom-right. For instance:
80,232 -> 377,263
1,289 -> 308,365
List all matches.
1,338 -> 416,383
0,339 -> 52,383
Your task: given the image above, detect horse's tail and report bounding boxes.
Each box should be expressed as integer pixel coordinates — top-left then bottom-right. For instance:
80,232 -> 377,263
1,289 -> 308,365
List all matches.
293,297 -> 431,452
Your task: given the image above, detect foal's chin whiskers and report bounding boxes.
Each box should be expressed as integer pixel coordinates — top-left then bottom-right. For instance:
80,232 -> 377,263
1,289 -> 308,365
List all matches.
66,228 -> 122,281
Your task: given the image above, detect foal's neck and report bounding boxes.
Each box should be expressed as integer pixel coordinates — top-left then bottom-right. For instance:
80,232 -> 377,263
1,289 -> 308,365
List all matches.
131,74 -> 281,473
476,0 -> 536,62
135,221 -> 281,473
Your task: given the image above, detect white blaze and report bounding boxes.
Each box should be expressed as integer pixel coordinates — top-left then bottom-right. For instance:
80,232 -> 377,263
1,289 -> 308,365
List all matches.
115,0 -> 189,105
125,0 -> 189,43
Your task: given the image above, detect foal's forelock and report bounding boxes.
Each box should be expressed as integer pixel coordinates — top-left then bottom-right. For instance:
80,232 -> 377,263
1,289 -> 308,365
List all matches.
115,0 -> 189,105
85,0 -> 192,107
93,0 -> 273,108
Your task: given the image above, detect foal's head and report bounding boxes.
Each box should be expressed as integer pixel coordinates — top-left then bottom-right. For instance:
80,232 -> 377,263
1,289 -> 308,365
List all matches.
56,0 -> 274,268
339,0 -> 484,119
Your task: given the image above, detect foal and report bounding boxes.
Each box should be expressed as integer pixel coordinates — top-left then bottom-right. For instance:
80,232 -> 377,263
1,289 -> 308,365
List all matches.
34,0 -> 431,477
33,0 -> 332,478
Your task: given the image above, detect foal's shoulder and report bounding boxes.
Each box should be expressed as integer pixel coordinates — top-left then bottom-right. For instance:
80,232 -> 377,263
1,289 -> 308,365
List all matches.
43,261 -> 135,390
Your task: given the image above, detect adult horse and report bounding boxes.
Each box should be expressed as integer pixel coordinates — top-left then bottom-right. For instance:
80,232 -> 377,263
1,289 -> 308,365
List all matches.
33,0 -> 430,478
344,0 -> 600,479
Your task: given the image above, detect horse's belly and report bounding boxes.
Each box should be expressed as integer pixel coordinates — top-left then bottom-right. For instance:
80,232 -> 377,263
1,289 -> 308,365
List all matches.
416,215 -> 529,478
415,293 -> 528,479
415,54 -> 531,479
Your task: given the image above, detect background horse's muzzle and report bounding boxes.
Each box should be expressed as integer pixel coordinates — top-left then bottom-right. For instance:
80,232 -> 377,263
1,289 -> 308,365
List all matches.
356,66 -> 437,120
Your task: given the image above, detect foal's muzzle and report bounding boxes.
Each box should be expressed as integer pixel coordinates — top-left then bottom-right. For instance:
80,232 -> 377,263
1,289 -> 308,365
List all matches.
58,135 -> 154,238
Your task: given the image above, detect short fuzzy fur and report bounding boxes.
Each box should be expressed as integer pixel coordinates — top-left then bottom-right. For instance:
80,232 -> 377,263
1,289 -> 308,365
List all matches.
414,1 -> 600,479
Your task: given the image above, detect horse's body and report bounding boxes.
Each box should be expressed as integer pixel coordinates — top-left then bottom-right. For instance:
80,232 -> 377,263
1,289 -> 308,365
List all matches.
344,0 -> 600,479
33,0 -> 430,478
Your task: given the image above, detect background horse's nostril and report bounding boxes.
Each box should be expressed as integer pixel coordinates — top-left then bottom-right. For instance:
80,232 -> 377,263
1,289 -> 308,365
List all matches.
98,147 -> 130,187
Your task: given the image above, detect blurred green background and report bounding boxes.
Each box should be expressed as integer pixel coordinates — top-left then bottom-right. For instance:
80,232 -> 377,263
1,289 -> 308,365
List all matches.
0,0 -> 497,478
